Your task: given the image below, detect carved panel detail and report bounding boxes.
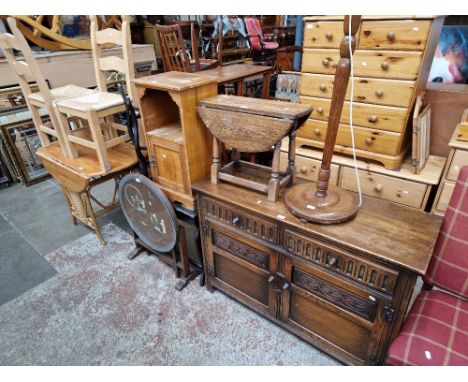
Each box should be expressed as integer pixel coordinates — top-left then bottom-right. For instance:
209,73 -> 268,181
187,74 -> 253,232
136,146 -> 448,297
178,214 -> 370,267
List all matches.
202,197 -> 278,243
284,229 -> 398,295
293,268 -> 378,321
212,231 -> 269,269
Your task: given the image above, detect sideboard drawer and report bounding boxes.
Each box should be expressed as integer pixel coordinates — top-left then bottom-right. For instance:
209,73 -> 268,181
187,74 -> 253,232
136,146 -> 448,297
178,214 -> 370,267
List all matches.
201,196 -> 278,244
340,166 -> 428,209
298,119 -> 402,156
358,20 -> 431,51
447,149 -> 468,181
279,152 -> 339,185
283,228 -> 399,295
434,180 -> 456,213
302,49 -> 423,80
300,73 -> 415,108
300,96 -> 408,133
303,21 -> 344,48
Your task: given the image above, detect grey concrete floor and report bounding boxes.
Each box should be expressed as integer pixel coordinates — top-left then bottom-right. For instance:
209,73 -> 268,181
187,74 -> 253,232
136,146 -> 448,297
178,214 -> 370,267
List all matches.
0,178 -> 130,305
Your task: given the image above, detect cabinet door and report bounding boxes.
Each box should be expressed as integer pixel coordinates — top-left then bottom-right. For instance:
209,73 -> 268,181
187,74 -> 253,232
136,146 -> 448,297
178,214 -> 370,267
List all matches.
280,256 -> 392,365
204,221 -> 278,317
147,140 -> 188,194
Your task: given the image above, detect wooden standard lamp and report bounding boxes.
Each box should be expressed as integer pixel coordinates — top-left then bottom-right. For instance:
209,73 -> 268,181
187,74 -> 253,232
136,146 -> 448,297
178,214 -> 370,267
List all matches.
284,15 -> 361,224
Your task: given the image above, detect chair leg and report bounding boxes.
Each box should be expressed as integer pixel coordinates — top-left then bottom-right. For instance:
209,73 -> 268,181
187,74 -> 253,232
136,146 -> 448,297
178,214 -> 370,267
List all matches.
29,104 -> 51,148
54,106 -> 78,159
86,109 -> 111,174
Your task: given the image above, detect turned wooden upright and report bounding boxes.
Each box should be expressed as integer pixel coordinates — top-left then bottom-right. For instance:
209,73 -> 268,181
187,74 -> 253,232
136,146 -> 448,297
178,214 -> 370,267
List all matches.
285,16 -> 361,224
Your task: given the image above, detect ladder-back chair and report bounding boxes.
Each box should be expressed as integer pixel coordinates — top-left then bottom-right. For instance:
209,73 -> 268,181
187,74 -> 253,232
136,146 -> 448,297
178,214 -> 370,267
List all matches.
53,15 -> 135,174
1,17 -> 94,158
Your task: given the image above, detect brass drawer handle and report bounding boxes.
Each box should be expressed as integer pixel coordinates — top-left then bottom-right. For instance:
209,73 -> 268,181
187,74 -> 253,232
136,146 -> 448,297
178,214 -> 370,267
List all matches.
300,166 -> 308,174
314,128 -> 321,136
322,58 -> 330,67
365,137 -> 373,145
325,32 -> 333,40
387,31 -> 395,41
368,115 -> 378,123
381,61 -> 389,70
374,184 -> 383,192
319,84 -> 327,92
317,107 -> 324,114
375,89 -> 383,97
327,257 -> 337,266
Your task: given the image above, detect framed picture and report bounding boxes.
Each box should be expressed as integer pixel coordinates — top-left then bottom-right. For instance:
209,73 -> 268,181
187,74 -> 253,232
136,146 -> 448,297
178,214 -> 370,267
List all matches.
0,82 -> 39,110
0,105 -> 50,186
429,25 -> 468,84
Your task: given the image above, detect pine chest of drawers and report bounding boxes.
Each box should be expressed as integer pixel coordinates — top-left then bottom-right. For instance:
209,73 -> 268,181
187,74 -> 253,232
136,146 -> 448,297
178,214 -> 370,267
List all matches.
298,16 -> 444,170
193,180 -> 442,365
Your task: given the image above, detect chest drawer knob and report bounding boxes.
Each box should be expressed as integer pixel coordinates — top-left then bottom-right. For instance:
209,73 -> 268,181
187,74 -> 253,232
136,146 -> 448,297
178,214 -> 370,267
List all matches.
374,184 -> 383,193
386,31 -> 395,41
268,275 -> 275,283
232,217 -> 240,225
322,58 -> 330,67
317,107 -> 324,114
375,89 -> 383,97
325,32 -> 333,40
381,61 -> 389,70
365,137 -> 373,145
300,166 -> 308,174
319,84 -> 327,92
327,257 -> 337,266
368,115 -> 378,123
314,128 -> 321,136
282,282 -> 290,290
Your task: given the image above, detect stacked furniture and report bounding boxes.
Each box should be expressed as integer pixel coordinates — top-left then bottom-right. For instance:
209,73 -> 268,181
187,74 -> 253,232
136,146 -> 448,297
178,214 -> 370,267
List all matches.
298,16 -> 444,170
280,140 -> 446,211
432,118 -> 468,215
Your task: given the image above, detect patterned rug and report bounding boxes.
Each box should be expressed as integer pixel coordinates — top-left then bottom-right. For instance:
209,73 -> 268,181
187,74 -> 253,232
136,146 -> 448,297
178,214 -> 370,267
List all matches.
0,224 -> 339,365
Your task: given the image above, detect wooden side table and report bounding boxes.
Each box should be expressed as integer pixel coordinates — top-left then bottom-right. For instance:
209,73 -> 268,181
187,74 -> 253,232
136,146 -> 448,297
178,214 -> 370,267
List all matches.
134,71 -> 218,210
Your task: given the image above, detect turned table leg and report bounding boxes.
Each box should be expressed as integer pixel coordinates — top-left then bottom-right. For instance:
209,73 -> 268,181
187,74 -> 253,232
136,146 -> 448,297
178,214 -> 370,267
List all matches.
268,142 -> 281,201
211,136 -> 221,184
288,130 -> 297,185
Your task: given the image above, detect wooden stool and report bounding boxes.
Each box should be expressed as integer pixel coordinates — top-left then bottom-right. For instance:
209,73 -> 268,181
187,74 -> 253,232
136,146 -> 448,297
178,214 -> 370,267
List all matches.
197,95 -> 311,201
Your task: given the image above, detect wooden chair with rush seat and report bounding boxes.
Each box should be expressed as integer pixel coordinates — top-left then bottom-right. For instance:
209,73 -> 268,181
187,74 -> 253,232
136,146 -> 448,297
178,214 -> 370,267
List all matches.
387,166 -> 468,366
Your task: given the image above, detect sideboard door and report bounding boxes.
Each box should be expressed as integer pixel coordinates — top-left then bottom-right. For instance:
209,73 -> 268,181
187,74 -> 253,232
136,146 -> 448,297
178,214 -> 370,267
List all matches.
280,256 -> 391,365
204,221 -> 279,317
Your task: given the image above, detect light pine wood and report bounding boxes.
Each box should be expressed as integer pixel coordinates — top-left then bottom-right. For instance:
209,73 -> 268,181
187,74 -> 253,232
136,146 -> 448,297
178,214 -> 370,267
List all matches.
300,96 -> 408,132
302,49 -> 423,80
1,18 -> 93,158
411,94 -> 431,174
340,166 -> 428,208
300,73 -> 415,108
299,119 -> 402,156
136,72 -> 218,209
281,139 -> 446,185
447,149 -> 468,181
279,152 -> 340,185
433,180 -> 456,214
303,21 -> 345,49
299,16 -> 444,170
358,20 -> 432,51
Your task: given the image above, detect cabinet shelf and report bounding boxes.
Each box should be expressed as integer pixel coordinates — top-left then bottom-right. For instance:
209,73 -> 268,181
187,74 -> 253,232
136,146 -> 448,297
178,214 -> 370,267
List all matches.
146,122 -> 184,145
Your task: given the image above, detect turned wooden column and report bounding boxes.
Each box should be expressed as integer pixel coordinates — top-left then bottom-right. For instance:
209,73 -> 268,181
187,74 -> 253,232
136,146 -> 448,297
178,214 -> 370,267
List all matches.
316,15 -> 361,198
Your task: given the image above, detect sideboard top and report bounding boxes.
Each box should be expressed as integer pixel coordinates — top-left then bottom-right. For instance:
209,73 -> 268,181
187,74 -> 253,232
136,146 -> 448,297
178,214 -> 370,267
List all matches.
133,71 -> 216,92
303,16 -> 440,21
193,179 -> 442,275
